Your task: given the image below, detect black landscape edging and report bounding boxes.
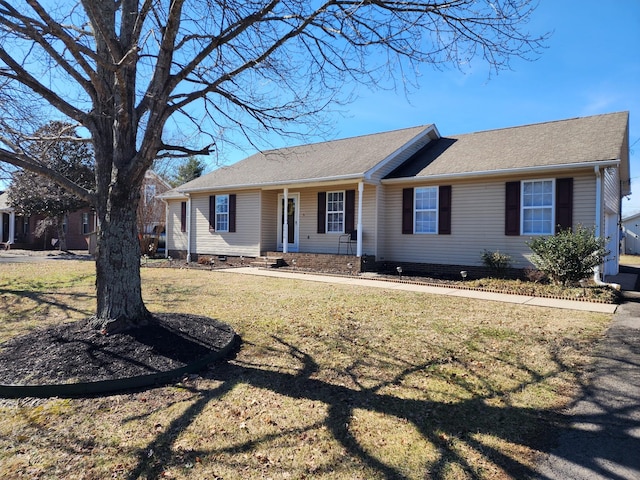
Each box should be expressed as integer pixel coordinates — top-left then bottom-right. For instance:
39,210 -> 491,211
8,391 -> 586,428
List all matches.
0,333 -> 238,399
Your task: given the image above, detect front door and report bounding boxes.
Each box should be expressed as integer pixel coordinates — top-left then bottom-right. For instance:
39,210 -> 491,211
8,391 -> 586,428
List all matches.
278,193 -> 299,252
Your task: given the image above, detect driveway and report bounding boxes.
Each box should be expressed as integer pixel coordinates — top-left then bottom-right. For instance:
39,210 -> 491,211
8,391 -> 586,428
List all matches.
0,249 -> 93,263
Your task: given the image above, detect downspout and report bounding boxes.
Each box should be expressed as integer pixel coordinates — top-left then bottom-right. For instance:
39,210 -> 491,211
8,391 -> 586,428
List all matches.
593,166 -> 621,290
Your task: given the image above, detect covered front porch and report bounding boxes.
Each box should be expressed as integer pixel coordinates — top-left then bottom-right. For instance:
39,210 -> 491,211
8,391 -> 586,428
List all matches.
270,182 -> 371,258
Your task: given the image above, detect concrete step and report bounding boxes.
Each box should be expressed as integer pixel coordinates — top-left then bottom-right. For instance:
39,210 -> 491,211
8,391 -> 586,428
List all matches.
250,256 -> 285,268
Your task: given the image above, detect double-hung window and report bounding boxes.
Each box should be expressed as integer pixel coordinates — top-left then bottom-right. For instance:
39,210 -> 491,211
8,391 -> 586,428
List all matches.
522,180 -> 554,235
215,195 -> 229,232
82,213 -> 90,234
144,184 -> 156,205
326,191 -> 344,233
414,187 -> 438,234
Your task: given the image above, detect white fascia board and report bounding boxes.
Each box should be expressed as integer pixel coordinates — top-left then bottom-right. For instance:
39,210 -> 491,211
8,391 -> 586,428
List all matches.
381,159 -> 621,185
157,191 -> 189,200
177,173 -> 367,194
363,125 -> 440,181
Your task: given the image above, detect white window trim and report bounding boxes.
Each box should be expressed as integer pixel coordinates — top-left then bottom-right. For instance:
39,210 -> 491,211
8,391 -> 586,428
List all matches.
326,190 -> 345,234
215,194 -> 230,233
144,184 -> 156,205
82,213 -> 90,235
414,186 -> 438,234
521,178 -> 555,236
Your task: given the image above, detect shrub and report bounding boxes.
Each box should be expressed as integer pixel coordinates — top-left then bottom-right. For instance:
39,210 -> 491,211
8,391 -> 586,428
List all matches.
480,250 -> 512,277
527,226 -> 609,286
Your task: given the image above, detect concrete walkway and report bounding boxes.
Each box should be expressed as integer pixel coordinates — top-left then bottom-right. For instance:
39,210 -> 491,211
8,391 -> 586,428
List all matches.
220,267 -> 619,314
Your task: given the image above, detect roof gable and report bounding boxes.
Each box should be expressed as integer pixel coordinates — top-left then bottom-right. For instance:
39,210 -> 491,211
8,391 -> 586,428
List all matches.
176,125 -> 433,192
386,112 -> 629,180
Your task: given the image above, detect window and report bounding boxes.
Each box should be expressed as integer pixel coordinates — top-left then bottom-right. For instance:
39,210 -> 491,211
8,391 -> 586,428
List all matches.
326,191 -> 344,233
414,187 -> 438,233
82,213 -> 90,234
144,184 -> 156,205
215,194 -> 229,232
522,180 -> 554,235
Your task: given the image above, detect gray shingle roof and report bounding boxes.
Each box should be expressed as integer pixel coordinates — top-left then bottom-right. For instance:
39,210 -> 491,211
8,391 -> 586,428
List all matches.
168,112 -> 629,196
174,125 -> 432,192
386,111 -> 629,179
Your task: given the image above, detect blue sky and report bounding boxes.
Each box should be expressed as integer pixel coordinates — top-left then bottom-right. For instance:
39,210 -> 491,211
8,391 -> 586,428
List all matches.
220,0 -> 640,215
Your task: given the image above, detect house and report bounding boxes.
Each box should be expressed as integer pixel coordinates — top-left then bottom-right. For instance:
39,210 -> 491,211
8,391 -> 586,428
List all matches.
622,212 -> 640,255
1,170 -> 171,252
161,112 -> 630,278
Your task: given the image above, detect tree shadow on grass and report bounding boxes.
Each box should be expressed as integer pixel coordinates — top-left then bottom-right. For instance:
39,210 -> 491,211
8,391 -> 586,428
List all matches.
123,332 -> 640,480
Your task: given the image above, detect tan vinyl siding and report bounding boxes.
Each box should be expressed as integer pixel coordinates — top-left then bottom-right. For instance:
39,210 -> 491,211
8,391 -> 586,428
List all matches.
573,173 -> 597,225
166,200 -> 188,251
261,190 -> 278,253
190,190 -> 261,257
380,172 -> 597,268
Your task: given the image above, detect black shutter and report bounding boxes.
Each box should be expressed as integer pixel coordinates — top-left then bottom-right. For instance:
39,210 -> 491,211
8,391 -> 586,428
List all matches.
317,192 -> 326,234
209,195 -> 215,231
180,201 -> 187,232
555,178 -> 573,232
505,181 -> 521,236
229,194 -> 236,233
345,190 -> 355,233
402,188 -> 414,234
438,185 -> 452,235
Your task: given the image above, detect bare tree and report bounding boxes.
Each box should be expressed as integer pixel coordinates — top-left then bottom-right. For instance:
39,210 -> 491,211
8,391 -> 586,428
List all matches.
9,121 -> 94,252
0,1 -> 547,333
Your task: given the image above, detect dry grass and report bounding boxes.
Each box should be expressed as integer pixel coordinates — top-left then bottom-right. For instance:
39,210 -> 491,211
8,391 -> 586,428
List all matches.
620,254 -> 640,266
0,261 -> 612,479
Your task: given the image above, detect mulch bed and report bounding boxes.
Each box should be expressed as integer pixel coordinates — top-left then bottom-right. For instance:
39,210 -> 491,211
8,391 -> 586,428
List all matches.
0,314 -> 236,386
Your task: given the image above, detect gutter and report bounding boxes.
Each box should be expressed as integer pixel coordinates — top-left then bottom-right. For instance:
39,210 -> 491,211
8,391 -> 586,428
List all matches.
176,173 -> 370,195
381,159 -> 622,185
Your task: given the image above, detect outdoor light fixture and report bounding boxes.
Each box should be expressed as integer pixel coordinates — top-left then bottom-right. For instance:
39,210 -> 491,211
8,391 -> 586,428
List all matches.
396,266 -> 403,278
292,258 -> 297,270
347,262 -> 353,274
579,278 -> 588,295
210,258 -> 215,270
240,255 -> 244,265
460,270 -> 468,280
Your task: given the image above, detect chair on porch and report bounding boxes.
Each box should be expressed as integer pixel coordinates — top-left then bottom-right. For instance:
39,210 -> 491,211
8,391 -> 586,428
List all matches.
338,230 -> 357,255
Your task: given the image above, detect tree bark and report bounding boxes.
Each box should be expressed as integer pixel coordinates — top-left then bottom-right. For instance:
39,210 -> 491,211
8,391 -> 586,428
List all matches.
90,186 -> 150,334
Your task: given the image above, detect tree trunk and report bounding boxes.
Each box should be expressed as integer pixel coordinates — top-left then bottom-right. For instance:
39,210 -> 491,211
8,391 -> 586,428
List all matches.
90,188 -> 150,334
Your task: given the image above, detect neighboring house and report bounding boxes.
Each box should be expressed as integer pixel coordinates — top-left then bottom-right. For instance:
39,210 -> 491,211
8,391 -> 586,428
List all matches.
0,196 -> 97,250
138,170 -> 172,235
0,191 -> 18,246
161,112 -> 630,278
622,213 -> 640,254
1,170 -> 170,251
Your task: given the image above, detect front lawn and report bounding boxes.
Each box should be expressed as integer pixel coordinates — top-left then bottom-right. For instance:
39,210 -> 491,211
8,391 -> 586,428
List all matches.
0,261 -> 611,479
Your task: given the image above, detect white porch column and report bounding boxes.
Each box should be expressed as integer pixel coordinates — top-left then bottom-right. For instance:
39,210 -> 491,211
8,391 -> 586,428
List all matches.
357,182 -> 363,257
186,194 -> 192,263
8,211 -> 15,244
283,188 -> 289,254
